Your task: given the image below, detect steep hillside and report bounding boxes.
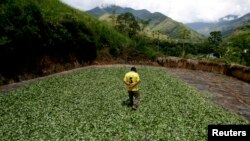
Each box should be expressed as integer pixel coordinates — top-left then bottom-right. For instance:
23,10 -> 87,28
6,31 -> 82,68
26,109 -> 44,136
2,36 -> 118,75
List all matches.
88,5 -> 166,25
218,22 -> 250,66
186,13 -> 250,36
87,5 -> 166,29
225,23 -> 250,51
213,13 -> 250,36
87,5 -> 204,40
152,18 -> 204,40
0,0 -> 135,84
226,23 -> 250,41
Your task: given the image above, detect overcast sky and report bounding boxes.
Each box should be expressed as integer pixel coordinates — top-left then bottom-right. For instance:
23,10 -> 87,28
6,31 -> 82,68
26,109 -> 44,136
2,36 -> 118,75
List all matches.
61,0 -> 250,23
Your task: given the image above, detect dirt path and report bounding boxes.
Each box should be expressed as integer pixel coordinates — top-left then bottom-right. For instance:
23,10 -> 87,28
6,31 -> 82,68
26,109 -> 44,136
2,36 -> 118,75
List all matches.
165,68 -> 250,120
1,64 -> 250,120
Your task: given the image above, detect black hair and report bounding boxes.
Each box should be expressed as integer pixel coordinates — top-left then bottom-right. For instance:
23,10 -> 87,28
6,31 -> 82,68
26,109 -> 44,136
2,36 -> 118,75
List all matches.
131,67 -> 137,72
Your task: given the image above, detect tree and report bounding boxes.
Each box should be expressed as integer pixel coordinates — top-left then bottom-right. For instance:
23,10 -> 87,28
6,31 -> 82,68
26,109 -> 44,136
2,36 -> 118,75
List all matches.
140,19 -> 150,31
181,29 -> 191,57
208,31 -> 222,57
109,7 -> 117,27
156,30 -> 160,47
208,31 -> 222,46
116,12 -> 140,38
228,36 -> 250,65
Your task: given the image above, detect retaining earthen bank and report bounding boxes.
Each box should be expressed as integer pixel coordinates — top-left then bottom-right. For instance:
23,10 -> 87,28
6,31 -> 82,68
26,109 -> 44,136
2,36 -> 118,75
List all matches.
157,57 -> 250,83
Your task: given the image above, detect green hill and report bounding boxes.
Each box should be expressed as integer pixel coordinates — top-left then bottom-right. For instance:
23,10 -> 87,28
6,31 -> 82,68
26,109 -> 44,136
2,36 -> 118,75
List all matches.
152,18 -> 203,41
223,23 -> 250,65
226,23 -> 250,41
1,0 -> 160,85
87,5 -> 204,40
213,14 -> 250,37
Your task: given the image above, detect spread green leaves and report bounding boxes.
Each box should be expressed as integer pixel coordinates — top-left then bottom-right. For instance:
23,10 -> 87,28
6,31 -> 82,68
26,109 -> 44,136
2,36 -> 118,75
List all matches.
0,67 -> 248,140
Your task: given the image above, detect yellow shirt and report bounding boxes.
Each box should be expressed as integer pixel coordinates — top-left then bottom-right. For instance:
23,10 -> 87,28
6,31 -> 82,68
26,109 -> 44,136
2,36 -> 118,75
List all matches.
123,71 -> 140,91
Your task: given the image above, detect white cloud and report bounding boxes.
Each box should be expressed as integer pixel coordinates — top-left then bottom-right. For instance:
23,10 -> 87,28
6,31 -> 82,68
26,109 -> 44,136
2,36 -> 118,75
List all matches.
60,0 -> 250,23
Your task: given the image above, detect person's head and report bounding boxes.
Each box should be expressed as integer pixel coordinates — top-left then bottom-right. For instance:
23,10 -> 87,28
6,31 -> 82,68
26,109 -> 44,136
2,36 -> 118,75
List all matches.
131,67 -> 137,72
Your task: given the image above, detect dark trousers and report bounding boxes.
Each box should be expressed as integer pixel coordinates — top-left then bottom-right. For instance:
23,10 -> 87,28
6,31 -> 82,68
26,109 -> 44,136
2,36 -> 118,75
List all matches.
128,91 -> 140,108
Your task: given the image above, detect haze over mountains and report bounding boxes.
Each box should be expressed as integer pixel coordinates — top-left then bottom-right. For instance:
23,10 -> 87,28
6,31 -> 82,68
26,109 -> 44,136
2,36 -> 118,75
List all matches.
87,5 -> 204,40
186,13 -> 250,36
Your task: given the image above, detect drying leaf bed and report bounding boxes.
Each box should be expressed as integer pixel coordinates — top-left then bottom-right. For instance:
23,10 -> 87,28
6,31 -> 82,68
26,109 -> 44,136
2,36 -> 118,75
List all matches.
0,67 -> 248,140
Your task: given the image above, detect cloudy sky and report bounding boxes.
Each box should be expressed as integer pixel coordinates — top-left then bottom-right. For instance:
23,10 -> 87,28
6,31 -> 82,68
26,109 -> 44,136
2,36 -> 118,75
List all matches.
61,0 -> 250,23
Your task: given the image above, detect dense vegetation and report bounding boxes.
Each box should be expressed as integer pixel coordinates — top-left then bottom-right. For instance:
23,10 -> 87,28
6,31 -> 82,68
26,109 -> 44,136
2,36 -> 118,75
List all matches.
88,5 -> 250,66
221,24 -> 250,65
0,67 -> 248,140
0,0 -> 160,85
0,0 -> 249,85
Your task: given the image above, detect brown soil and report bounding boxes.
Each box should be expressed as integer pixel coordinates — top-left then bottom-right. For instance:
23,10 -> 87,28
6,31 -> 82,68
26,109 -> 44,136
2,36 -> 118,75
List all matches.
165,67 -> 250,121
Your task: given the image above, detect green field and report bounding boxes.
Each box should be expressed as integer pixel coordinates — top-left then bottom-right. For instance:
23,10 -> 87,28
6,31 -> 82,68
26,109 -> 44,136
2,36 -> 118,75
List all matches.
0,67 -> 248,140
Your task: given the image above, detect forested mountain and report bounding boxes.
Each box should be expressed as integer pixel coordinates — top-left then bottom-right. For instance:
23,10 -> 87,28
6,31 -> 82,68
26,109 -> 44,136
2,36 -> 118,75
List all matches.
186,13 -> 250,36
0,0 -> 150,84
223,22 -> 250,64
88,6 -> 166,26
87,5 -> 204,40
0,0 -> 249,85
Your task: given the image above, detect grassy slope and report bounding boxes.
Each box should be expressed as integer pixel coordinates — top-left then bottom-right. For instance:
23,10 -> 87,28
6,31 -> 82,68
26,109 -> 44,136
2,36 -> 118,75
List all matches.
0,0 -> 133,60
152,18 -> 204,40
225,23 -> 250,41
0,67 -> 248,140
99,13 -> 113,21
98,14 -> 170,41
41,0 -> 132,50
0,0 -> 139,85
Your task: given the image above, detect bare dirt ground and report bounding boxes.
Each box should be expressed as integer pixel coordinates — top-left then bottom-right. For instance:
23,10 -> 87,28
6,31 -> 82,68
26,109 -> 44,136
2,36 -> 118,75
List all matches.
1,64 -> 250,120
165,67 -> 250,121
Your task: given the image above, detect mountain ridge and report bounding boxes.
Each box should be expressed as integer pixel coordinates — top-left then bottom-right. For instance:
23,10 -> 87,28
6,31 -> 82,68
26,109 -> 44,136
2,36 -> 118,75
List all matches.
87,5 -> 204,40
186,13 -> 250,36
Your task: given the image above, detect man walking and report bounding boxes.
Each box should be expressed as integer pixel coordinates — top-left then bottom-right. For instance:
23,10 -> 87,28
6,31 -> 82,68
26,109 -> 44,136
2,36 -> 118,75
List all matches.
123,67 -> 141,110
